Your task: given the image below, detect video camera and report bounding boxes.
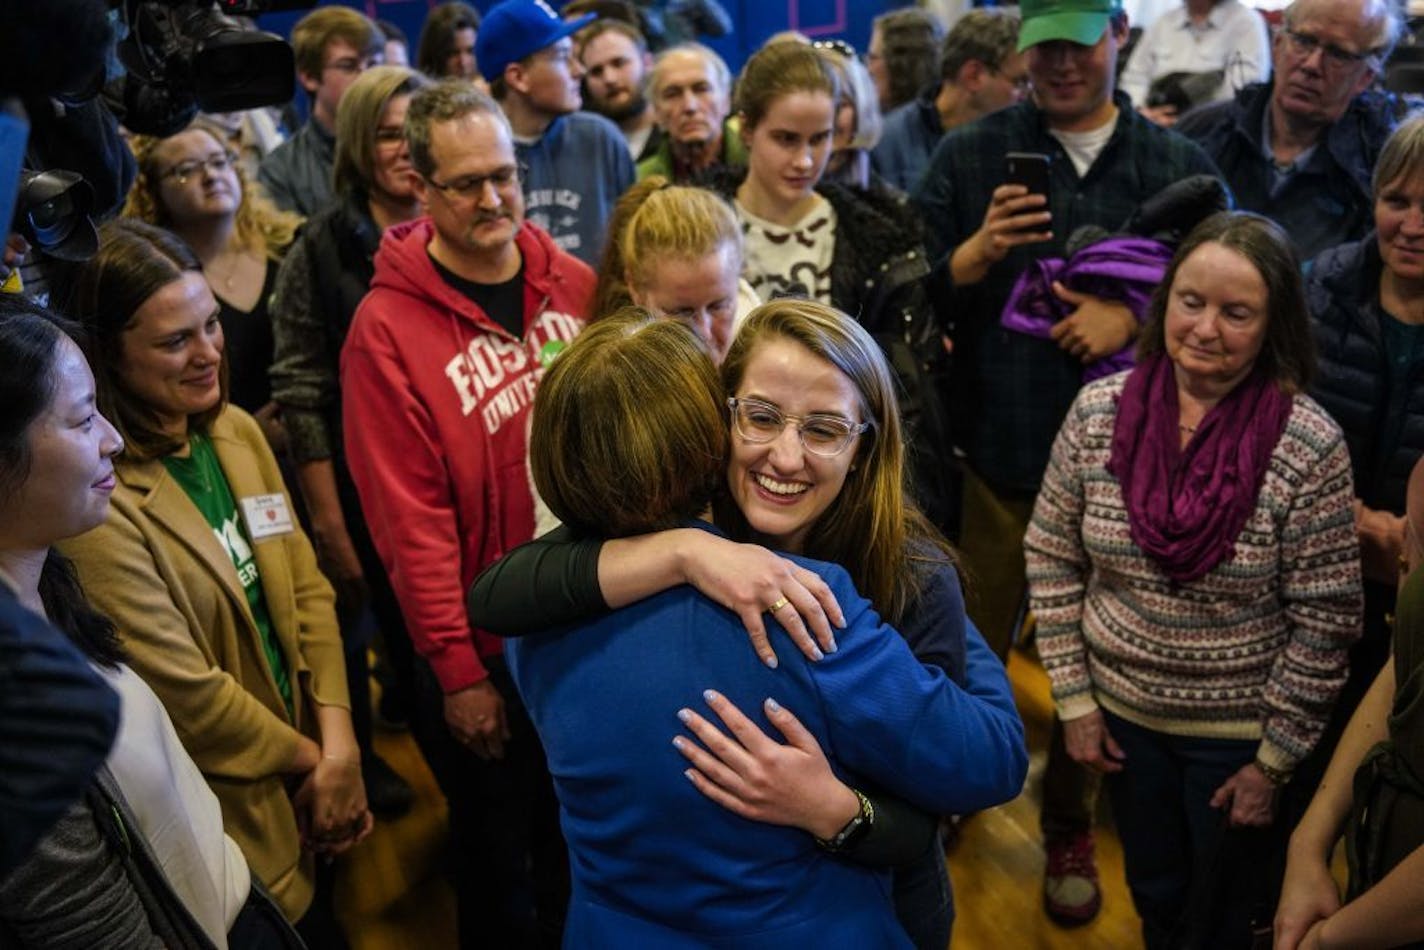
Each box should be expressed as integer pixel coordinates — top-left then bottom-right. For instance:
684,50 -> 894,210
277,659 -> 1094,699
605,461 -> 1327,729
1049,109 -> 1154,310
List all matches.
114,0 -> 316,136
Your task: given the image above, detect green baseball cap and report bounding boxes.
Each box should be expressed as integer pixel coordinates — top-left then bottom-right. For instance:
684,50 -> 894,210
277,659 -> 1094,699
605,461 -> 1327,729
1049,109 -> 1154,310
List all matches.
1017,0 -> 1123,52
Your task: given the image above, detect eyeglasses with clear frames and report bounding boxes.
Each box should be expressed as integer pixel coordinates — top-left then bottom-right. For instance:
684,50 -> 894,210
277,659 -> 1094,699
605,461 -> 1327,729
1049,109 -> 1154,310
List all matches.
1282,30 -> 1373,71
727,396 -> 871,458
424,163 -> 526,199
158,150 -> 237,185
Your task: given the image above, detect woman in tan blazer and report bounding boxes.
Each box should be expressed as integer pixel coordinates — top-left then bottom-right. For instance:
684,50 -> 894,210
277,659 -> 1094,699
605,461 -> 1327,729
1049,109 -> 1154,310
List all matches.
61,219 -> 370,937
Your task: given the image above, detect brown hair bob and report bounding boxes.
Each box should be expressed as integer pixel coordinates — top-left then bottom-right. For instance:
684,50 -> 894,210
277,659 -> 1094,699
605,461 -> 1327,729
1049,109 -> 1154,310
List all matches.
530,308 -> 726,536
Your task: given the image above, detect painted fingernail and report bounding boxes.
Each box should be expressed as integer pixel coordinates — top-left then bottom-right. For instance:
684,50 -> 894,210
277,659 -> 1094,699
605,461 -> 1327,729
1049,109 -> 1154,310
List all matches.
677,708 -> 692,724
763,653 -> 778,669
671,736 -> 686,750
703,689 -> 720,704
827,636 -> 839,654
683,769 -> 697,784
810,645 -> 824,661
765,697 -> 782,714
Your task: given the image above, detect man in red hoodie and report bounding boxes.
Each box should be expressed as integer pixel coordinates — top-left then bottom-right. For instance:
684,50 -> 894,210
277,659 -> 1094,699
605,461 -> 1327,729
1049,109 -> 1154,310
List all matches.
340,78 -> 592,946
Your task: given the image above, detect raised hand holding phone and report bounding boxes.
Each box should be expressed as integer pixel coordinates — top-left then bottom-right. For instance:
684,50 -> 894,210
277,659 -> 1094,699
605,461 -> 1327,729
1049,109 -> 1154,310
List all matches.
949,152 -> 1054,286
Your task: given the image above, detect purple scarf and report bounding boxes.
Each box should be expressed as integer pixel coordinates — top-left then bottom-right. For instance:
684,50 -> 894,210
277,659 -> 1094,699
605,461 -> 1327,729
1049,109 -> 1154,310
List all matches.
1000,236 -> 1174,381
1105,353 -> 1294,584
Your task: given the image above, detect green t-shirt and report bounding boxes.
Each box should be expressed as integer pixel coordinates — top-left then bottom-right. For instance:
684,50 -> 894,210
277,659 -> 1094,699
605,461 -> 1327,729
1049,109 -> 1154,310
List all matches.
163,433 -> 293,717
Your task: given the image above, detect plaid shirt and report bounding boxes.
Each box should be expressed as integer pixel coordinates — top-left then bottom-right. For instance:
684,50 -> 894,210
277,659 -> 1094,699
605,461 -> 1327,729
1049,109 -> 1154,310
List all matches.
913,92 -> 1221,497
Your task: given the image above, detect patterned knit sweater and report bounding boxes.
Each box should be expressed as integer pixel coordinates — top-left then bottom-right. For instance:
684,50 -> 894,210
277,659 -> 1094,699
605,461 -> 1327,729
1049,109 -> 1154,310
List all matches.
1024,372 -> 1363,774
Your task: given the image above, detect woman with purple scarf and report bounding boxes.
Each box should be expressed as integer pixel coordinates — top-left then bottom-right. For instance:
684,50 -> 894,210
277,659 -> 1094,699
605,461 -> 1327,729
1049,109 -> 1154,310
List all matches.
1024,212 -> 1364,950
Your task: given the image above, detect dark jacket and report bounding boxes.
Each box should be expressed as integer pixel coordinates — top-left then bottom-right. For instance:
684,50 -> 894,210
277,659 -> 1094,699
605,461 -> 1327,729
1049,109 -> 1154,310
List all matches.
699,168 -> 956,527
270,191 -> 383,466
1306,234 -> 1424,515
258,120 -> 336,217
871,84 -> 944,193
1177,81 -> 1403,262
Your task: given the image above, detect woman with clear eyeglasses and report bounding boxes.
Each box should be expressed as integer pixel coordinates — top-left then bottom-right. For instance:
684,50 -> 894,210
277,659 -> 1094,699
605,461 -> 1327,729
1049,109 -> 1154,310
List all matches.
470,298 -> 1025,949
124,120 -> 302,450
270,65 -> 431,822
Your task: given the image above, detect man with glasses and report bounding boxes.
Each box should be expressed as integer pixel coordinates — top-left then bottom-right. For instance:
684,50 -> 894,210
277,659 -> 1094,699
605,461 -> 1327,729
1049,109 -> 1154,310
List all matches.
873,8 -> 1027,192
340,78 -> 593,946
475,0 -> 635,266
1177,0 -> 1402,261
259,7 -> 383,215
913,0 -> 1220,928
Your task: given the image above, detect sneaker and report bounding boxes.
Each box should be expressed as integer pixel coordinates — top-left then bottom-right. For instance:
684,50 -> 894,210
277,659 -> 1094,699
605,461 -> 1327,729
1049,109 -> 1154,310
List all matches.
363,753 -> 415,819
1043,831 -> 1101,926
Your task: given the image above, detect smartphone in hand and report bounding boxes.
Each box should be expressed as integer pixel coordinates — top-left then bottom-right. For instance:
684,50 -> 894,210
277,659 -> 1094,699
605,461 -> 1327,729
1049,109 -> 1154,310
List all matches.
1005,152 -> 1051,201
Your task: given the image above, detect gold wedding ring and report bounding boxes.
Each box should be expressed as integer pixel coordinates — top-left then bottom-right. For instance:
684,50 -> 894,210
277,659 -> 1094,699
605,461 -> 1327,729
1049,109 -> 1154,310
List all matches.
766,596 -> 790,614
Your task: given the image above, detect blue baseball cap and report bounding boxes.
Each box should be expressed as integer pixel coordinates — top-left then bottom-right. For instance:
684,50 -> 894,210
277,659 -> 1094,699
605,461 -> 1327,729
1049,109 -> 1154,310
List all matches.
475,0 -> 596,83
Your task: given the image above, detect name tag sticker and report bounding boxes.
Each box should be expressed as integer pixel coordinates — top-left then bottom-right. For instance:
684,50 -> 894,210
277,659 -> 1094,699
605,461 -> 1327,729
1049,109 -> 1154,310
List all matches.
240,493 -> 295,540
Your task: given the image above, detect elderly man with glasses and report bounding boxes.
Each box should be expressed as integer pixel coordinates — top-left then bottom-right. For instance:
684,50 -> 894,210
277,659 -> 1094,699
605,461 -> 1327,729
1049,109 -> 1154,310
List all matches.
1177,0 -> 1404,262
339,77 -> 593,947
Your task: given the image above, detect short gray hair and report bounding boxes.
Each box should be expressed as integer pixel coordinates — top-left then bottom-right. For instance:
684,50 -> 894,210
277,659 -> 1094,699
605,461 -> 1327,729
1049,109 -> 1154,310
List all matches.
941,8 -> 1021,82
1284,0 -> 1401,71
404,78 -> 511,178
650,43 -> 731,101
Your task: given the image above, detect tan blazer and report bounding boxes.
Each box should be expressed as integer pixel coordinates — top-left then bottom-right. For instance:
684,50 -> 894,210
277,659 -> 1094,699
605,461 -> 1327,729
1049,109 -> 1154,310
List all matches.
62,406 -> 348,922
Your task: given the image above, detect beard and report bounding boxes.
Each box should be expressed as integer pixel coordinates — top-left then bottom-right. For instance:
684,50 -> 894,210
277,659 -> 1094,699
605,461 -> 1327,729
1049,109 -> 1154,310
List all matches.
588,86 -> 649,123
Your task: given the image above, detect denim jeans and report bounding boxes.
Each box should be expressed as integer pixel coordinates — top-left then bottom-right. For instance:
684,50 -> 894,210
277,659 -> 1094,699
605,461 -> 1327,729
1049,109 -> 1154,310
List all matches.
1101,710 -> 1276,950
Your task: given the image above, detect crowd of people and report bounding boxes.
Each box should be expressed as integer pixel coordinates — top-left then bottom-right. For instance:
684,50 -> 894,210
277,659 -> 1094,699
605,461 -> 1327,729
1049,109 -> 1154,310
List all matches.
2,0 -> 1424,947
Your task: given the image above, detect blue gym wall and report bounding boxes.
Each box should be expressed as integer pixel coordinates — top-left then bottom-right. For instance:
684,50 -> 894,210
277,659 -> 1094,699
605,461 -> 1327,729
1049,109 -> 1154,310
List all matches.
256,0 -> 910,76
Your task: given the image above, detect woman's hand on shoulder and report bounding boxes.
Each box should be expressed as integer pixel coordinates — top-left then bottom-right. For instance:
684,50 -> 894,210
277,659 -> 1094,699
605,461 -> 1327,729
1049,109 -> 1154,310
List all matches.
1062,708 -> 1126,774
672,689 -> 859,839
678,533 -> 845,668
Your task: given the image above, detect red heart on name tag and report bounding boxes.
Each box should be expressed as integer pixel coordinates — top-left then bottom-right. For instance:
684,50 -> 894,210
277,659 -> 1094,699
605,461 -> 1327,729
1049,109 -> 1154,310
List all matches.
266,509 -> 277,522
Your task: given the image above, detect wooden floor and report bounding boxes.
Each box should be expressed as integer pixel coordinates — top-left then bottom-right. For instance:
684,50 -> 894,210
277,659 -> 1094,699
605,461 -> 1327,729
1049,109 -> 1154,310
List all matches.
333,648 -> 1147,949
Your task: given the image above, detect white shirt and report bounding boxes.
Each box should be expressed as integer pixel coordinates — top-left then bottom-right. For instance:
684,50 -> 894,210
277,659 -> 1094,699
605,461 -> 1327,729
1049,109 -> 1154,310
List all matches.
1049,113 -> 1120,178
98,663 -> 251,948
737,197 -> 838,305
1119,0 -> 1272,108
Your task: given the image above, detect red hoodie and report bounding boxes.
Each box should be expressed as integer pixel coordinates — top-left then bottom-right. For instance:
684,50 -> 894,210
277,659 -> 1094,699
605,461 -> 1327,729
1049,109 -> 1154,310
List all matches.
341,218 -> 592,692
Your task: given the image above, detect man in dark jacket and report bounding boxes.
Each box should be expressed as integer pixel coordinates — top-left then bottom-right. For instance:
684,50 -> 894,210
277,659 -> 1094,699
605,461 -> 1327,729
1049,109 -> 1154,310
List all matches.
1175,0 -> 1402,261
873,8 -> 1027,193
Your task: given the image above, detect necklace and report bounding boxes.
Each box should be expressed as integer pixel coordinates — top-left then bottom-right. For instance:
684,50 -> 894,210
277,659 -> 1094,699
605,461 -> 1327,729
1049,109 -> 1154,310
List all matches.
1179,422 -> 1198,434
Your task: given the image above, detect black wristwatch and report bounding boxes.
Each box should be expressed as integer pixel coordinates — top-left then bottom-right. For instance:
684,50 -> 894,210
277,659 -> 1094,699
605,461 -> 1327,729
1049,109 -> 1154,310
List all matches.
815,788 -> 875,853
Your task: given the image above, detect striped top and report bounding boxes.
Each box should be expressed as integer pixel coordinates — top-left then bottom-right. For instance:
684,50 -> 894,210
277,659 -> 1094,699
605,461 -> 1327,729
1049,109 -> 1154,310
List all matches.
1024,372 -> 1363,774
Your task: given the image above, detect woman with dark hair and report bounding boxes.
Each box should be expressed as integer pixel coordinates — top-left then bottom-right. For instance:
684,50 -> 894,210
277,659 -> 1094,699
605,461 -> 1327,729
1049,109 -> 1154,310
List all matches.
59,218 -> 369,940
0,295 -> 300,948
269,63 -> 430,818
1024,211 -> 1363,950
472,298 -> 1025,948
505,305 -> 1024,946
416,1 -> 482,82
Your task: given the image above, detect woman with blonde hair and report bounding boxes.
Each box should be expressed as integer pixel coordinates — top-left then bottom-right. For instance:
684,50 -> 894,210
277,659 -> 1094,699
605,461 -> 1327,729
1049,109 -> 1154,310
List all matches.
269,63 -> 429,817
810,40 -> 885,192
590,175 -> 756,361
124,122 -> 301,439
472,298 -> 1023,948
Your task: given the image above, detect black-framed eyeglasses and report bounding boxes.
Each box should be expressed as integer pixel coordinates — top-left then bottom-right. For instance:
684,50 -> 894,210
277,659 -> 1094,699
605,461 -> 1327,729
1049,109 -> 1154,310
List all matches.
727,396 -> 870,458
424,162 -> 527,199
157,150 -> 237,185
811,39 -> 857,59
1282,30 -> 1373,70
